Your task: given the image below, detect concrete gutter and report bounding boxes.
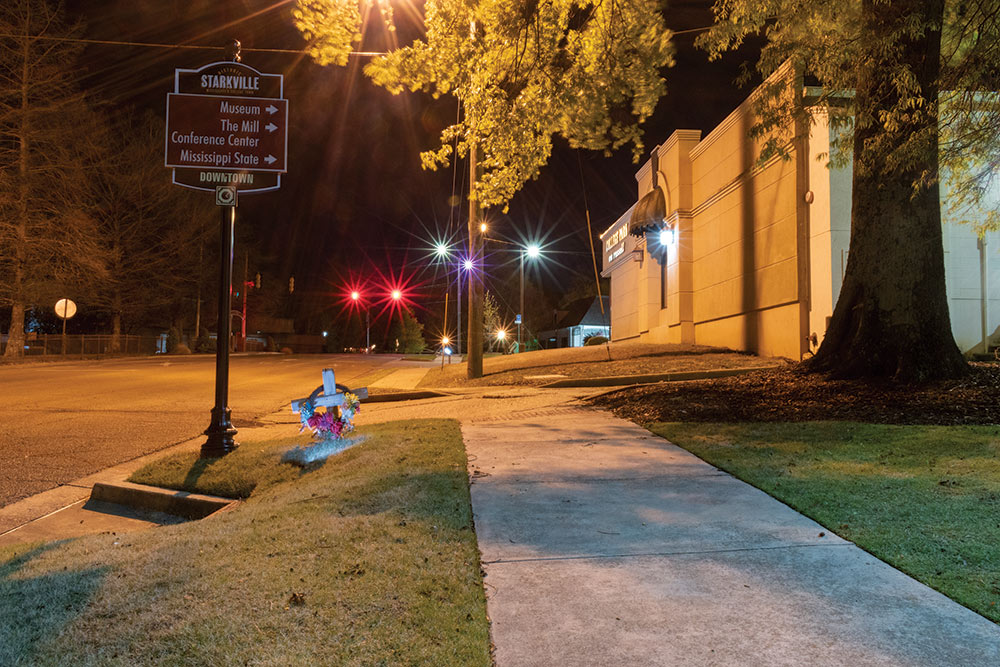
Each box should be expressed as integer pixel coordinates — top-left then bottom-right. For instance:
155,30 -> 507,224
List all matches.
361,389 -> 453,403
90,481 -> 236,520
540,365 -> 777,388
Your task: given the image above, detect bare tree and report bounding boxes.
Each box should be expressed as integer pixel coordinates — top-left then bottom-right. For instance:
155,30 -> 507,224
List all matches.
0,0 -> 105,357
80,109 -> 213,351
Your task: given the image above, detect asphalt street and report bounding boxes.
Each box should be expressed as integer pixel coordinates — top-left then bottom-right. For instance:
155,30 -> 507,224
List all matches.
0,353 -> 393,508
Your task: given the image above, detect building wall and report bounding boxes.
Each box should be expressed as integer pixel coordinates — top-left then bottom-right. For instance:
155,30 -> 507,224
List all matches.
606,65 -> 808,359
806,110 -> 852,351
602,70 -> 1000,360
686,107 -> 803,358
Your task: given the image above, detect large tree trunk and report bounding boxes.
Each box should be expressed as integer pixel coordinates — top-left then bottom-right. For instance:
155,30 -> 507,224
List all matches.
4,302 -> 25,358
808,0 -> 966,382
4,34 -> 31,361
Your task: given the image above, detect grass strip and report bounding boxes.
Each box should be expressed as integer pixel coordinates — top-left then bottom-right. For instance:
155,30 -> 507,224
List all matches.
1,419 -> 490,666
649,421 -> 1000,623
128,433 -> 303,498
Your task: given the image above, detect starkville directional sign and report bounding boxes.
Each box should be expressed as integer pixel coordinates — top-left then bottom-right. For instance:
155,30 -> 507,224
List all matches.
165,93 -> 287,171
166,61 -> 288,193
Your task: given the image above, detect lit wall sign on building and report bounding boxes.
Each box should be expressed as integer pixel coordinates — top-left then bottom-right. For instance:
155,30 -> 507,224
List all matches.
600,209 -> 634,275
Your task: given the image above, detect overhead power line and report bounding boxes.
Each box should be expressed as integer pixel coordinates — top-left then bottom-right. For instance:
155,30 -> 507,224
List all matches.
0,32 -> 385,56
0,23 -> 713,55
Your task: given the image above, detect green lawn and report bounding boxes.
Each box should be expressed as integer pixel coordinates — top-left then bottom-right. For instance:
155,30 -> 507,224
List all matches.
0,419 -> 490,666
650,421 -> 1000,623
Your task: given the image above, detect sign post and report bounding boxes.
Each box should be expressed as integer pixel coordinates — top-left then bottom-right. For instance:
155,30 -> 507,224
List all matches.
166,40 -> 288,458
55,298 -> 77,356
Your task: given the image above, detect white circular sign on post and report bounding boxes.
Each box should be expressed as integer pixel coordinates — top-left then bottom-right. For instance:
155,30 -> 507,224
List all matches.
54,298 -> 77,320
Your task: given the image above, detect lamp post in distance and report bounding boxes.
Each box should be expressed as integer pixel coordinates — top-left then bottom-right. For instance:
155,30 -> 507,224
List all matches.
351,290 -> 371,352
429,240 -> 471,357
519,243 -> 542,353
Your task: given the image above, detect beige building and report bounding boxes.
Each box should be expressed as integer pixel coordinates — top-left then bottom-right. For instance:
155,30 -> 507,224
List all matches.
602,74 -> 1000,360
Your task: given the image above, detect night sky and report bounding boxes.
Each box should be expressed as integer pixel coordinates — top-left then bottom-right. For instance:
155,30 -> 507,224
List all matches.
65,0 -> 759,327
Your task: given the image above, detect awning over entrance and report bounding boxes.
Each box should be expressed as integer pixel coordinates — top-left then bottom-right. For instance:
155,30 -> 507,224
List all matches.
628,185 -> 666,237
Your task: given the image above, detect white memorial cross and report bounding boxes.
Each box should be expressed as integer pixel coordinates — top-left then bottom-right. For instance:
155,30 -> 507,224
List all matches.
291,368 -> 369,414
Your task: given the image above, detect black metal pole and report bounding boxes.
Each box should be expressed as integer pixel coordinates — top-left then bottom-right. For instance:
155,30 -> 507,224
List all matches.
202,203 -> 238,457
201,39 -> 243,458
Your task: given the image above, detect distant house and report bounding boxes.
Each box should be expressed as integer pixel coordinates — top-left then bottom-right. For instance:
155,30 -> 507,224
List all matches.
539,296 -> 610,348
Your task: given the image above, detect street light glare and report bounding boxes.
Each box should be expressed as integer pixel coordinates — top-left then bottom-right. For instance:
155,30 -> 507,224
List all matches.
496,329 -> 506,340
463,258 -> 474,271
479,222 -> 487,233
391,289 -> 402,300
441,336 -> 450,345
435,243 -> 450,257
526,244 -> 541,258
351,291 -> 360,301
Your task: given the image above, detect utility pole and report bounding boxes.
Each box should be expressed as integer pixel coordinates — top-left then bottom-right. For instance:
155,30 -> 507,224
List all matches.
519,250 -> 524,353
194,239 -> 204,340
457,269 -> 463,356
241,252 -> 248,352
467,142 -> 484,378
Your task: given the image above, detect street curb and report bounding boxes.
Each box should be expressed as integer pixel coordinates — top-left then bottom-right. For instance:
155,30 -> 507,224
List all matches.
90,481 -> 237,520
540,365 -> 778,388
361,390 -> 452,403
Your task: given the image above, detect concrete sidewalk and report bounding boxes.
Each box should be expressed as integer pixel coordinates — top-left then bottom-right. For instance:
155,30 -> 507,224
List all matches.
368,365 -> 433,389
463,407 -> 1000,666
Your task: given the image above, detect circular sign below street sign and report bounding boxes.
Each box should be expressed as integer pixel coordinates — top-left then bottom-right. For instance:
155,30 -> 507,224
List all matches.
55,298 -> 77,320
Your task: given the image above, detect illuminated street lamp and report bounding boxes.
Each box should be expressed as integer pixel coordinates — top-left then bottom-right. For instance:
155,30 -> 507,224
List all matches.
440,335 -> 452,367
391,289 -> 402,301
435,243 -> 450,258
519,243 -> 542,353
496,329 -> 506,341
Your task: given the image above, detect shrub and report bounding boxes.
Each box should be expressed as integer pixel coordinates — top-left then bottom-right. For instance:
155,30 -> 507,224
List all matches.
194,327 -> 215,353
166,326 -> 181,353
584,335 -> 608,346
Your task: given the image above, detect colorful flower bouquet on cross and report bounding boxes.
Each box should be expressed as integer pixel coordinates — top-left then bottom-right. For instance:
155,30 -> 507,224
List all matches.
298,392 -> 361,441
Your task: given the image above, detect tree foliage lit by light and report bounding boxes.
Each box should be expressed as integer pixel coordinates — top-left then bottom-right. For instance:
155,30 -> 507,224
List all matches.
699,0 -> 1000,235
294,0 -> 674,210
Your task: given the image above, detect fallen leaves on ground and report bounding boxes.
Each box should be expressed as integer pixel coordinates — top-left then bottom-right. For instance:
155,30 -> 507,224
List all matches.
591,363 -> 1000,425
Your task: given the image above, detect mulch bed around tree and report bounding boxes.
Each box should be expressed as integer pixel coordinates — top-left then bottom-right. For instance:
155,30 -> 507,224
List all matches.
590,362 -> 1000,425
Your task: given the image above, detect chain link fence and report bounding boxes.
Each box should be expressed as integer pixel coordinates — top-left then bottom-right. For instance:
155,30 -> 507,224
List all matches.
1,334 -> 162,357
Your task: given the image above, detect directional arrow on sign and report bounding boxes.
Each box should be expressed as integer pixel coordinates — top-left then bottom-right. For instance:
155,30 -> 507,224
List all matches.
166,93 -> 288,174
266,104 -> 278,114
